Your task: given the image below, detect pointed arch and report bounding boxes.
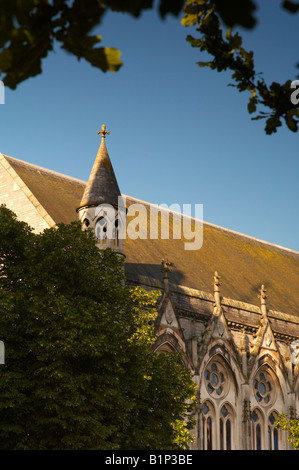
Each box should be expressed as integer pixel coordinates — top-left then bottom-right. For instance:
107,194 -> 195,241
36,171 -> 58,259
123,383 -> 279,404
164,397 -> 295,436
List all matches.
152,332 -> 192,368
200,346 -> 241,402
201,400 -> 216,450
153,294 -> 193,368
250,358 -> 286,450
267,410 -> 280,450
154,340 -> 177,354
251,406 -> 282,450
199,348 -> 240,450
251,407 -> 264,450
219,402 -> 234,450
250,357 -> 286,412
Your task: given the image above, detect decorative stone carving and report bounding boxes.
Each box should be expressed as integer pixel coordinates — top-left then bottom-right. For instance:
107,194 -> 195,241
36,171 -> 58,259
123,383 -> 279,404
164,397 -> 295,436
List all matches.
290,339 -> 299,366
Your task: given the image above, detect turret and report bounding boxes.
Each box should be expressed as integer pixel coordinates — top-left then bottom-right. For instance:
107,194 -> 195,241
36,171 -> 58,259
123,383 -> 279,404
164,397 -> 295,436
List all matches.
76,125 -> 126,257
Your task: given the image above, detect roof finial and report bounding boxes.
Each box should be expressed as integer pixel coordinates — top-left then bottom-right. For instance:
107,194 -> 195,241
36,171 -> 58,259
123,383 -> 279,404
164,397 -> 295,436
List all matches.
214,271 -> 221,292
259,284 -> 267,316
259,284 -> 267,305
161,257 -> 174,274
97,124 -> 110,140
213,271 -> 221,308
161,257 -> 174,293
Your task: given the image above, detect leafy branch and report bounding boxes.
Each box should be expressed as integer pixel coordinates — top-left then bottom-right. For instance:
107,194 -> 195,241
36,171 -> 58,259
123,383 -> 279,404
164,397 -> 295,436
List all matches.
0,0 -> 122,89
275,414 -> 299,449
0,0 -> 184,90
1,0 -> 299,134
182,0 -> 299,134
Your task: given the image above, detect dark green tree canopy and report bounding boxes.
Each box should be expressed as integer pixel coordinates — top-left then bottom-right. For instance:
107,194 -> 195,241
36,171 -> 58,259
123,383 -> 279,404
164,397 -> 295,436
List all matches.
0,205 -> 196,450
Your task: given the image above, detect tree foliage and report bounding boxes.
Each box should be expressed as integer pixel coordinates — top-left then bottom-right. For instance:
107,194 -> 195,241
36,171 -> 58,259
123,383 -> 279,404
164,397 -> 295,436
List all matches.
0,0 -> 121,89
182,0 -> 299,134
1,1 -> 298,134
0,0 -> 182,89
0,205 -> 196,450
275,414 -> 299,450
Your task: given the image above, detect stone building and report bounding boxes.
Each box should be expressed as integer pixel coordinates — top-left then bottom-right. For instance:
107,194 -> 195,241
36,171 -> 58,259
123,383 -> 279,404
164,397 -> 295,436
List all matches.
1,126 -> 299,450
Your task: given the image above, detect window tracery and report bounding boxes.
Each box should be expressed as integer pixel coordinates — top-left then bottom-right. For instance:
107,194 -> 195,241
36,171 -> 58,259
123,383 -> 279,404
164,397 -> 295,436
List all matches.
95,216 -> 108,241
268,412 -> 279,450
251,366 -> 282,450
199,351 -> 286,450
201,401 -> 215,450
253,370 -> 274,406
220,404 -> 233,450
204,361 -> 228,399
201,357 -> 236,450
252,408 -> 263,450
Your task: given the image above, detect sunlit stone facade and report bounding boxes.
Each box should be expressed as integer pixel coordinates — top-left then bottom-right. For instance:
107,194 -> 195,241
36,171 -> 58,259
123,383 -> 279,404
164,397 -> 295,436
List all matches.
1,129 -> 298,450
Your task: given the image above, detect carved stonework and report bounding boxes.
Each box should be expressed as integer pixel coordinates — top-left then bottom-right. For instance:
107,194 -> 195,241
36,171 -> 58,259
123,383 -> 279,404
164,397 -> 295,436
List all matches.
165,302 -> 174,325
291,339 -> 299,367
264,325 -> 273,348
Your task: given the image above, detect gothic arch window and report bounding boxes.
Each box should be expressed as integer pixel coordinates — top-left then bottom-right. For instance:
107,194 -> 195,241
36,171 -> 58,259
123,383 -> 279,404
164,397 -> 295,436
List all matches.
201,356 -> 237,450
252,408 -> 264,450
268,411 -> 279,450
219,404 -> 233,450
95,216 -> 108,241
251,365 -> 284,450
251,409 -> 281,450
95,216 -> 119,245
201,401 -> 216,450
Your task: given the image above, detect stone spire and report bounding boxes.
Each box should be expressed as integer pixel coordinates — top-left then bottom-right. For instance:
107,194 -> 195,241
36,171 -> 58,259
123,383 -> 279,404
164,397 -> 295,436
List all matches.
78,125 -> 121,210
76,125 -> 125,257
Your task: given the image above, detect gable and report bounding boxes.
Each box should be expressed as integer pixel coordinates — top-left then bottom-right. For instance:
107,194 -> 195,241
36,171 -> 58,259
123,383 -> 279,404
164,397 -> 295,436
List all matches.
0,153 -> 54,232
3,154 -> 86,225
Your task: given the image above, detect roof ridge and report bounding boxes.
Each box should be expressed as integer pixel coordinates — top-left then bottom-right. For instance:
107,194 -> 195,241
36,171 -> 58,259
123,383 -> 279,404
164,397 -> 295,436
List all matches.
3,154 -> 86,185
123,194 -> 299,256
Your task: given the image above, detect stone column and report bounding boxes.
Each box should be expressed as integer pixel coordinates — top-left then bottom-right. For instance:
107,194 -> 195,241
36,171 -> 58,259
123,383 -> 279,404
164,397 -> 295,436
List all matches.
241,384 -> 252,450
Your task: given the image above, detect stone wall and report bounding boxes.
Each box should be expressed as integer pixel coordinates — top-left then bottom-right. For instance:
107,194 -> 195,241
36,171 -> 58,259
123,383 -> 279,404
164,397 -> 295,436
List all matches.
0,155 -> 52,232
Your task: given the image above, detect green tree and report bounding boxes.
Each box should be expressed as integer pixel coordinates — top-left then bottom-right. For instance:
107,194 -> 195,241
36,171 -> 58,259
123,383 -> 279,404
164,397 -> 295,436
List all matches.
0,205 -> 196,450
275,414 -> 299,450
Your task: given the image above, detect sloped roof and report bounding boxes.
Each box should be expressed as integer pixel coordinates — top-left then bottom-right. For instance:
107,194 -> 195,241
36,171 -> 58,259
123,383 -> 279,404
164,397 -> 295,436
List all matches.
3,154 -> 86,224
2,154 -> 299,317
124,197 -> 299,317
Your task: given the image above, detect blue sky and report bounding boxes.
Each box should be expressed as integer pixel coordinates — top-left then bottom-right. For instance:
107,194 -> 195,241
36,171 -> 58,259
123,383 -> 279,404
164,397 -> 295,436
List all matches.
0,1 -> 298,252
